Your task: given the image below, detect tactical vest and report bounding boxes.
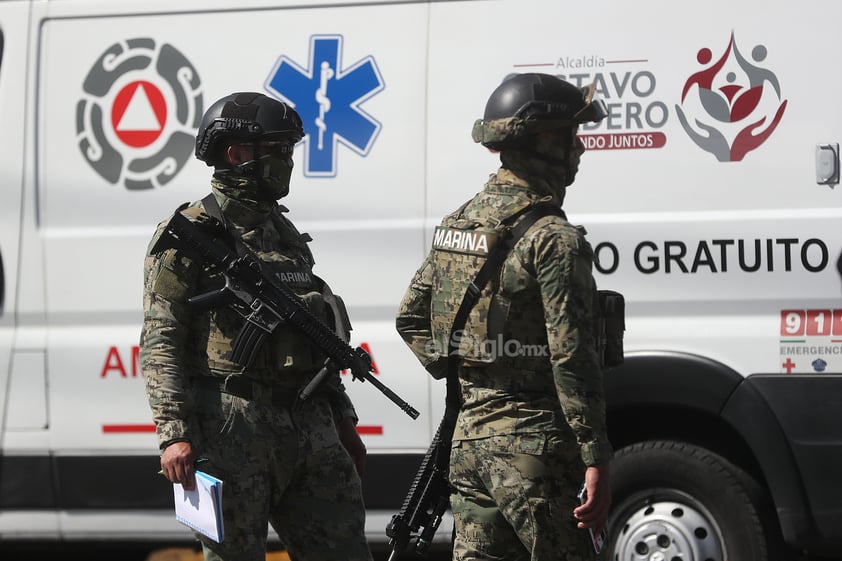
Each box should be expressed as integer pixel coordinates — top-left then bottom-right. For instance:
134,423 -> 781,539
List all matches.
430,202 -> 625,371
430,219 -> 505,364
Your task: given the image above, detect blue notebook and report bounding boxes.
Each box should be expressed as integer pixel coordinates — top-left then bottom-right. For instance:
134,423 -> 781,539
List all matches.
173,470 -> 224,542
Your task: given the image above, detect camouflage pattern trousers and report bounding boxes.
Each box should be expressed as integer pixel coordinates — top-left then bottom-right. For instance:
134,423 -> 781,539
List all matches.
193,383 -> 372,561
449,433 -> 596,561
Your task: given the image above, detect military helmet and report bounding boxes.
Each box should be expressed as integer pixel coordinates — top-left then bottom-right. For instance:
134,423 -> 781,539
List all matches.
195,92 -> 304,166
471,73 -> 607,150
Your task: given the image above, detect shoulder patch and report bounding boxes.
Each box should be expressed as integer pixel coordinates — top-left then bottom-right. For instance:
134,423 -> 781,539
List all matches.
150,250 -> 192,300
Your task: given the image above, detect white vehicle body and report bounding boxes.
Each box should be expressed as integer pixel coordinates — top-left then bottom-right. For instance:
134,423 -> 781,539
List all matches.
0,0 -> 840,557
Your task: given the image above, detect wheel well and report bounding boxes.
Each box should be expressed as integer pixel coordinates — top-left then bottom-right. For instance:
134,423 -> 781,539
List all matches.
607,404 -> 765,490
604,352 -> 769,493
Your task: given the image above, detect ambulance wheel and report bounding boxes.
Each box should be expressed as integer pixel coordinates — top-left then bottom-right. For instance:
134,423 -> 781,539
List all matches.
605,440 -> 775,561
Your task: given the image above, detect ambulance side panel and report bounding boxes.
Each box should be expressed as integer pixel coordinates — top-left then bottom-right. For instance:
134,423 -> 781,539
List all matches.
2,0 -> 435,541
36,2 -> 429,457
424,0 -> 842,553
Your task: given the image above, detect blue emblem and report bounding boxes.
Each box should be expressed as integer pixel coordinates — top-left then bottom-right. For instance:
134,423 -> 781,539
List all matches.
265,35 -> 384,177
812,358 -> 827,373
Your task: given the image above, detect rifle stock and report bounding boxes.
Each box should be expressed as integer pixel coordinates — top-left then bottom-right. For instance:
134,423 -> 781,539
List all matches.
152,210 -> 420,420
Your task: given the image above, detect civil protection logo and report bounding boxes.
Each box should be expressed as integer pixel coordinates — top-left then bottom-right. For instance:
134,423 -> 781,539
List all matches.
77,38 -> 203,189
265,35 -> 384,178
675,32 -> 787,162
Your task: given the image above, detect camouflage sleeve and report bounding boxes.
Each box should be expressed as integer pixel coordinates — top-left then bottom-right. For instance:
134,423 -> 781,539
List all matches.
139,222 -> 201,450
532,225 -> 613,466
395,253 -> 447,379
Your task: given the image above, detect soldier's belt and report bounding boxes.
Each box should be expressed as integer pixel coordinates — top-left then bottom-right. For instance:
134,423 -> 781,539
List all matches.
194,375 -> 299,408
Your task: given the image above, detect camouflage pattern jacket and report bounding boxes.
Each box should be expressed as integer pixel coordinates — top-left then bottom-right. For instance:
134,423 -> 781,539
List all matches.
140,179 -> 356,450
396,168 -> 612,466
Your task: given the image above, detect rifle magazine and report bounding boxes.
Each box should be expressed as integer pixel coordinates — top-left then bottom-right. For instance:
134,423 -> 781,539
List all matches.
230,322 -> 268,367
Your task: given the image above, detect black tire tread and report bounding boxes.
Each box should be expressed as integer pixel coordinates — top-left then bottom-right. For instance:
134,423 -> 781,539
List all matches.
608,440 -> 768,561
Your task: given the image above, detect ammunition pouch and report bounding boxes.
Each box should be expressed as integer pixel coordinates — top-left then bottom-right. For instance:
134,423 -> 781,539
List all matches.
596,290 -> 625,368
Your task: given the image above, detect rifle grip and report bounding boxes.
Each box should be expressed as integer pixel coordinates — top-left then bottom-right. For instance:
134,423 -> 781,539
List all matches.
187,287 -> 233,312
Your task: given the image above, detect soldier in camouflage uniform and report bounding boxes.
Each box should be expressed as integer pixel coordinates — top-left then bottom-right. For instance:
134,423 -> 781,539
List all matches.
396,74 -> 613,560
140,92 -> 372,561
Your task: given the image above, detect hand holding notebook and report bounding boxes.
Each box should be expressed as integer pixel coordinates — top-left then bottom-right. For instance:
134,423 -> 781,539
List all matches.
173,470 -> 224,543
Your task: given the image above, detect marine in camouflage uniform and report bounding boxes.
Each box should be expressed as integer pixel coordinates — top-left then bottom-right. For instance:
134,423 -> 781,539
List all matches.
396,74 -> 613,561
140,93 -> 372,561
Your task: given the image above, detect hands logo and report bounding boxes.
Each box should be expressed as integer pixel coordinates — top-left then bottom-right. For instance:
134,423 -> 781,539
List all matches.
675,32 -> 787,162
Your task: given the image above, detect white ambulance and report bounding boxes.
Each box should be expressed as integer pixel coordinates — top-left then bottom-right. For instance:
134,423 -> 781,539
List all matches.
0,0 -> 840,559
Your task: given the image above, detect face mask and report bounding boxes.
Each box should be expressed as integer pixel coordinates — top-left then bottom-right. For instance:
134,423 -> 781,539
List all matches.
526,129 -> 584,188
256,154 -> 294,200
236,154 -> 294,201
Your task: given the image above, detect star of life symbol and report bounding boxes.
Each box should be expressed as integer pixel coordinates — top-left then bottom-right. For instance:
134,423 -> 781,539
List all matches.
265,35 -> 384,177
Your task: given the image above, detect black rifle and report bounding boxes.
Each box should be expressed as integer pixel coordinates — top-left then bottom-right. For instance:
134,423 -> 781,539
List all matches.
385,411 -> 455,560
151,209 -> 420,420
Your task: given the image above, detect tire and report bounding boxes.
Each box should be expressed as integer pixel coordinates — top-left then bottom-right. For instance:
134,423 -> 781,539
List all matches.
606,440 -> 771,561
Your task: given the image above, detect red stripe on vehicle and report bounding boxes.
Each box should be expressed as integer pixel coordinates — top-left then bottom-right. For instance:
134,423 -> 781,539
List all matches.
102,424 -> 156,433
356,425 -> 383,435
103,424 -> 385,436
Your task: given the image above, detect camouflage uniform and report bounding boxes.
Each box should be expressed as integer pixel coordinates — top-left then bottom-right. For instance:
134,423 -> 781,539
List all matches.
396,154 -> 612,560
140,175 -> 372,561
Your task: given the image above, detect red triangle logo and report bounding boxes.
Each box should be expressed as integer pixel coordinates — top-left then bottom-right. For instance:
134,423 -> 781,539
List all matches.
111,81 -> 167,148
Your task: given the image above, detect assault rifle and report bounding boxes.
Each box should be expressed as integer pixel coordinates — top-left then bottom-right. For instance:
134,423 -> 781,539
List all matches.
385,412 -> 456,560
151,209 -> 420,420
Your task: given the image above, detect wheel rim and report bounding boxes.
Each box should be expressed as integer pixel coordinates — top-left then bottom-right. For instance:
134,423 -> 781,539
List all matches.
611,491 -> 725,561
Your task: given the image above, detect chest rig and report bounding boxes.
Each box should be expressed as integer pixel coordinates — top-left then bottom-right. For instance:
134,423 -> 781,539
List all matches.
199,194 -> 329,373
